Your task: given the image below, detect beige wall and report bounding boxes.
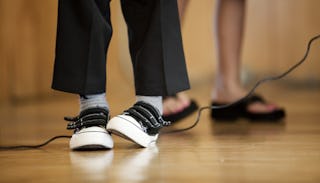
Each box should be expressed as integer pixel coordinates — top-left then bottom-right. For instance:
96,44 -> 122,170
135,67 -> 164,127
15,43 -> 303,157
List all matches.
244,0 -> 320,79
1,0 -> 319,104
0,0 -> 58,104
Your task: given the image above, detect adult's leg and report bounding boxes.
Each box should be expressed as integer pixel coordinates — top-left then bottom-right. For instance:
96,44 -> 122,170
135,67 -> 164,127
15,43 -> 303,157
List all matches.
213,0 -> 281,113
213,0 -> 245,102
178,0 -> 190,22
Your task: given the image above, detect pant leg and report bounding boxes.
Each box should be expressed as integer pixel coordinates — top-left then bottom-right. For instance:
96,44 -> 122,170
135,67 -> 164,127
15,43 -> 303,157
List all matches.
120,0 -> 190,96
52,0 -> 112,95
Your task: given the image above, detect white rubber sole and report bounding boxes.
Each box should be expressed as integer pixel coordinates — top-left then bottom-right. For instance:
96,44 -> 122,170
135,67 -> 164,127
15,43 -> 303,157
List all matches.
70,126 -> 114,150
107,115 -> 158,148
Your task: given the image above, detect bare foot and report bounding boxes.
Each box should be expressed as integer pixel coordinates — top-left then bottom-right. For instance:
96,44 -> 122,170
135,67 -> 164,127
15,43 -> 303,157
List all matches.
163,92 -> 191,116
212,87 -> 282,114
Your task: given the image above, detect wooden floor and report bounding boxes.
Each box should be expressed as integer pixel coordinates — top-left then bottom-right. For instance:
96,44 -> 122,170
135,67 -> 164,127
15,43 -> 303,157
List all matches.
1,79 -> 320,183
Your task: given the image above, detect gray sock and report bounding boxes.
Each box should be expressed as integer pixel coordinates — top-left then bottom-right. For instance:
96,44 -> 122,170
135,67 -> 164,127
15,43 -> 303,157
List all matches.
136,96 -> 163,115
80,93 -> 109,112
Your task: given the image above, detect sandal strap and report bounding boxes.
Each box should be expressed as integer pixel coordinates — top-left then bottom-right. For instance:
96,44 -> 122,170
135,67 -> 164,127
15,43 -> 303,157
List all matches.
246,94 -> 266,104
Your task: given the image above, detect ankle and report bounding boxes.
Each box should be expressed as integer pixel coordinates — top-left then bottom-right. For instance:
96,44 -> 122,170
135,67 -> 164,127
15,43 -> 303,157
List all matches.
80,93 -> 109,112
136,96 -> 163,115
212,84 -> 247,103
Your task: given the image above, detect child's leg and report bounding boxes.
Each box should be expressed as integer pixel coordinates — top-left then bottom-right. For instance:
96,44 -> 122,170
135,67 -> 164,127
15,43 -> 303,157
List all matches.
52,0 -> 112,95
52,0 -> 113,150
107,0 -> 190,147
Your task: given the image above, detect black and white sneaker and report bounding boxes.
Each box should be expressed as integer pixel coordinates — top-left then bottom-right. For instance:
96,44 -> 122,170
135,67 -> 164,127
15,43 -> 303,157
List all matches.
107,101 -> 170,147
65,108 -> 113,150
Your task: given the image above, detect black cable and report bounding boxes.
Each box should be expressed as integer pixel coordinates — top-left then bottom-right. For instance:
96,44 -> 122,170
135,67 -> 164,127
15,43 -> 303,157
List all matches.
0,34 -> 319,149
0,135 -> 71,150
163,34 -> 320,134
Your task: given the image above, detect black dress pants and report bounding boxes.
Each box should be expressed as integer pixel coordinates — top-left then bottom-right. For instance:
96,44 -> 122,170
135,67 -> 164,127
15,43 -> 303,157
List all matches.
52,0 -> 190,96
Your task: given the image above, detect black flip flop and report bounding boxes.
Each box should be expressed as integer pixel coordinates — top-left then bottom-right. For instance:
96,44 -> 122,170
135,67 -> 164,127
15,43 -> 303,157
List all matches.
163,99 -> 199,123
211,94 -> 285,121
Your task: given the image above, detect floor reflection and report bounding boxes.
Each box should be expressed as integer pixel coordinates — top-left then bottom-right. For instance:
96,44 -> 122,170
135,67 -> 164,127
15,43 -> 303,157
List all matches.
211,120 -> 286,136
69,150 -> 114,181
115,145 -> 159,183
69,145 -> 159,183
